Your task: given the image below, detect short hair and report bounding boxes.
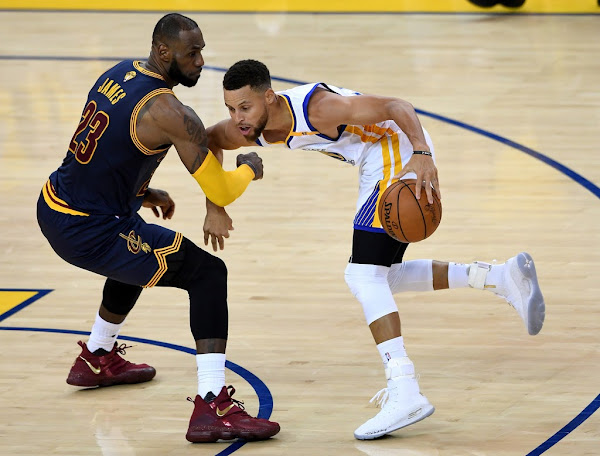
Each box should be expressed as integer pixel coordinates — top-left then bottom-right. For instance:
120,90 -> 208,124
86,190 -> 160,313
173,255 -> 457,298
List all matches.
152,13 -> 198,45
223,59 -> 271,92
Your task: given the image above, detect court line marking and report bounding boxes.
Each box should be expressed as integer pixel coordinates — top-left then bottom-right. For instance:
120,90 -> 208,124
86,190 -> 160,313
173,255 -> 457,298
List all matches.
0,290 -> 273,456
3,54 -> 597,199
0,326 -> 273,456
414,109 -> 600,198
1,54 -> 598,454
0,289 -> 53,323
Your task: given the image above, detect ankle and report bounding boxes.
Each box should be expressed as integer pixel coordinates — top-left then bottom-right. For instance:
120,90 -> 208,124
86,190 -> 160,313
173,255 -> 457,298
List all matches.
92,347 -> 111,356
385,357 -> 415,380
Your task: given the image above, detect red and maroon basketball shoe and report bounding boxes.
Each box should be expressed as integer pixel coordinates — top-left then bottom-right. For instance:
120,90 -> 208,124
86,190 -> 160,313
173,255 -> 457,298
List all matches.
66,340 -> 156,387
186,385 -> 280,443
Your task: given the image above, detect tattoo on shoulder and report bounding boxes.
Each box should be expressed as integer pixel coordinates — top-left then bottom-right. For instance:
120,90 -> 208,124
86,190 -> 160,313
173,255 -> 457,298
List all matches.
183,109 -> 207,146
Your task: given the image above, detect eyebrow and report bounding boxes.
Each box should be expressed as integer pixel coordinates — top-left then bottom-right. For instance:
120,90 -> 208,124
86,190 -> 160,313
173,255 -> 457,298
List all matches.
225,100 -> 251,108
186,42 -> 205,51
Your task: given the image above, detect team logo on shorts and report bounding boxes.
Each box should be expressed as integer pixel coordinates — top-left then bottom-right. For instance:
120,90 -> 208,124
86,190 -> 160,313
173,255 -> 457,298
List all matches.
119,230 -> 151,254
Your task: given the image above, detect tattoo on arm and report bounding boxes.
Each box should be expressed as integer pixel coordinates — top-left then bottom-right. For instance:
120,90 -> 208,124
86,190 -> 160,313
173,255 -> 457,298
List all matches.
182,108 -> 210,172
191,153 -> 203,171
183,111 -> 207,146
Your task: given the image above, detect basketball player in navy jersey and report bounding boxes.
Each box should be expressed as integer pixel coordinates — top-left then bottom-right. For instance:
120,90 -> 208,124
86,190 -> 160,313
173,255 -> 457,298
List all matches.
37,16 -> 279,443
204,59 -> 546,440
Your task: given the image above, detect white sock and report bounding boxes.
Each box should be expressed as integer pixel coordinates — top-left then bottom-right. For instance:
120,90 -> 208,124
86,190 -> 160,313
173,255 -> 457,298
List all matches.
87,312 -> 124,353
196,353 -> 226,399
377,336 -> 409,367
448,262 -> 470,288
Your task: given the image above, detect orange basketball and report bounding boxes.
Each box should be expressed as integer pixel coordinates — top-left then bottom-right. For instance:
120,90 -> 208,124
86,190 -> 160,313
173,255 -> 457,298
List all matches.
377,179 -> 442,243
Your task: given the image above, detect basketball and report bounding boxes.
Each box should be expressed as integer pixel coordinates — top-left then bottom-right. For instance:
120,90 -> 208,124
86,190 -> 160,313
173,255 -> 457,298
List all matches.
377,179 -> 442,243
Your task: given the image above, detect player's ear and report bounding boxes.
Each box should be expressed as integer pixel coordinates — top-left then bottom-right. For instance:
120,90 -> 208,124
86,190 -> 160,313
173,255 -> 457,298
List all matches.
264,88 -> 276,105
156,42 -> 172,63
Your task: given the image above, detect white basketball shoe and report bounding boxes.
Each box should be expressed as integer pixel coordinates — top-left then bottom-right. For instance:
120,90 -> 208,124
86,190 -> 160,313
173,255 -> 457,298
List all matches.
354,358 -> 435,440
469,252 -> 545,335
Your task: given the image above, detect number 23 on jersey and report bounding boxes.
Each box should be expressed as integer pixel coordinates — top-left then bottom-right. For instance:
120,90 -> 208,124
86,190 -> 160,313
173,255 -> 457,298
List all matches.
68,100 -> 110,164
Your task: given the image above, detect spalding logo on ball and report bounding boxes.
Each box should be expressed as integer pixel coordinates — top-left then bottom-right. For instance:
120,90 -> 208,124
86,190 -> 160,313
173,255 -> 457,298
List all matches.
377,179 -> 442,243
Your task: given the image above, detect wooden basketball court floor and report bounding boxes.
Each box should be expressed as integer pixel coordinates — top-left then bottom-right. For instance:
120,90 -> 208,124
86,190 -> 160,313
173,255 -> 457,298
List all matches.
1,9 -> 599,456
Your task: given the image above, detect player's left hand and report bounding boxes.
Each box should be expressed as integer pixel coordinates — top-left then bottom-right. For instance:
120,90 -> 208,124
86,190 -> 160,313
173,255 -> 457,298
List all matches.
393,153 -> 441,204
204,199 -> 234,251
142,188 -> 176,219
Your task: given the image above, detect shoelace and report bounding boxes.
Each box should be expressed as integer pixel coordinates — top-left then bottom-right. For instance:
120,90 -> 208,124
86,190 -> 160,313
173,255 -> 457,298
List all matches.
108,343 -> 133,369
226,386 -> 247,413
369,388 -> 390,408
115,343 -> 132,356
187,386 -> 247,414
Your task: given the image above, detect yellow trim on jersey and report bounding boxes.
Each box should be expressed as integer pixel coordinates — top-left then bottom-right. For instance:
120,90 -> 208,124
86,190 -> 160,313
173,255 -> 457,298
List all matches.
391,133 -> 402,178
133,61 -> 165,80
288,131 -> 320,137
373,137 -> 394,228
344,125 -> 381,144
363,124 -> 388,137
279,95 -> 296,145
144,232 -> 183,288
130,88 -> 175,156
41,180 -> 89,216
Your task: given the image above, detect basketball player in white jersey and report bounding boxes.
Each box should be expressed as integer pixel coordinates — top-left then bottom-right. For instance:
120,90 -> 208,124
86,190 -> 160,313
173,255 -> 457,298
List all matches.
205,59 -> 546,440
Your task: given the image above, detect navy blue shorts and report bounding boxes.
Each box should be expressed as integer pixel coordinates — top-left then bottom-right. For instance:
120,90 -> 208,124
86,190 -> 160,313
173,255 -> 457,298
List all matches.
37,186 -> 182,288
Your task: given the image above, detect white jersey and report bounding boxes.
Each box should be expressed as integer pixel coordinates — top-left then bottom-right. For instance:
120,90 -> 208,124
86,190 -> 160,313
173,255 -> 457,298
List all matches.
255,83 -> 435,232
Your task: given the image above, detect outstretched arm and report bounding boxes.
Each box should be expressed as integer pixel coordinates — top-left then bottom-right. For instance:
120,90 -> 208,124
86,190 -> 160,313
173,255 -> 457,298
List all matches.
207,119 -> 254,152
201,119 -> 262,250
139,94 -> 262,207
309,91 -> 440,203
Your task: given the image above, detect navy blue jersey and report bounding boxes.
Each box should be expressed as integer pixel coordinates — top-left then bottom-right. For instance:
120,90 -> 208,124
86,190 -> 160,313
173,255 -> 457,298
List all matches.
49,60 -> 175,216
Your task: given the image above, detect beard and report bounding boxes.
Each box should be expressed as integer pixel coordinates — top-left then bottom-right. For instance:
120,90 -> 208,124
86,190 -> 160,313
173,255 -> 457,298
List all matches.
168,59 -> 200,88
245,110 -> 269,142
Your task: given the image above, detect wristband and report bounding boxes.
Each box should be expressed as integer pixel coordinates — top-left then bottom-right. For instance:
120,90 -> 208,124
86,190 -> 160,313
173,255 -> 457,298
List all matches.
413,150 -> 432,156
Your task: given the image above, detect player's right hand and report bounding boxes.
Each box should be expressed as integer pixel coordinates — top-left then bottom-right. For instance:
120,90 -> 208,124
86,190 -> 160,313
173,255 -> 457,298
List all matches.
204,199 -> 234,251
236,152 -> 264,180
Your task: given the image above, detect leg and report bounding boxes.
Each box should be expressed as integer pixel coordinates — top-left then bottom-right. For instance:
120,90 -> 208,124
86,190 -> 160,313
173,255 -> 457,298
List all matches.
66,278 -> 155,387
156,238 -> 229,398
88,278 -> 143,352
387,256 -> 545,335
344,230 -> 434,440
156,238 -> 280,443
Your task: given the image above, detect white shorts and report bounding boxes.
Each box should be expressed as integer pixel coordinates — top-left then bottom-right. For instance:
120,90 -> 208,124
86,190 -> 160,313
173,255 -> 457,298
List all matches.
353,127 -> 436,232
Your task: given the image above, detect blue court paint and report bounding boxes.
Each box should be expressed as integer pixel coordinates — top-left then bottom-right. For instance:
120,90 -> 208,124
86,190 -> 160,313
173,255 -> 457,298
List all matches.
525,394 -> 600,456
415,109 -> 600,199
0,326 -> 274,456
1,53 -> 598,454
0,289 -> 53,323
1,54 -> 599,199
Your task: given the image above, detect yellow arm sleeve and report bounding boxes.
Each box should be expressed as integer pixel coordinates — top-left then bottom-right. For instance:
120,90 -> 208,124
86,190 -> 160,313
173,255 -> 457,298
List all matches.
191,151 -> 255,207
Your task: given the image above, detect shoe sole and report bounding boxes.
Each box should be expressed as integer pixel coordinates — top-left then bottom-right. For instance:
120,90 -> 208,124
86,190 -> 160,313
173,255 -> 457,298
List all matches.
186,427 -> 280,443
354,403 -> 435,440
186,430 -> 236,443
66,370 -> 156,387
516,252 -> 545,336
